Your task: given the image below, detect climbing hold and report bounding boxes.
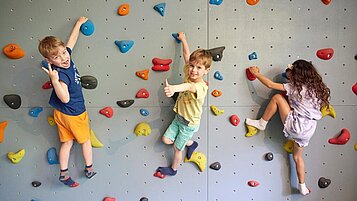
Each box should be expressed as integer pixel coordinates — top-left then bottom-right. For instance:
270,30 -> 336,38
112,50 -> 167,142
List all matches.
206,46 -> 225,62
352,82 -> 357,95
318,177 -> 331,188
41,59 -> 49,70
230,115 -> 240,126
118,3 -> 130,16
211,89 -> 222,97
140,197 -> 149,201
0,121 -> 8,143
140,109 -> 150,116
209,162 -> 221,171
29,107 -> 43,118
321,0 -> 332,5
116,99 -> 134,108
134,122 -> 152,136
99,107 -> 114,118
248,180 -> 260,187
8,148 -> 25,164
245,124 -> 258,137
214,71 -> 223,80
246,0 -> 260,6
152,57 -> 172,71
209,0 -> 223,6
42,81 -> 52,89
153,3 -> 166,16
47,116 -> 56,126
81,75 -> 98,89
103,197 -> 116,201
284,140 -> 294,153
354,143 -> 357,151
153,170 -> 166,179
321,104 -> 336,118
246,68 -> 256,81
47,147 -> 59,165
3,94 -> 21,109
31,199 -> 41,201
328,128 -> 350,145
210,105 -> 224,116
136,69 -> 149,80
32,181 -> 41,187
316,48 -> 334,60
172,33 -> 181,43
3,43 -> 25,59
265,152 -> 274,161
115,40 -> 134,53
90,129 -> 104,148
136,88 -> 150,98
248,52 -> 258,60
184,151 -> 207,172
80,19 -> 95,36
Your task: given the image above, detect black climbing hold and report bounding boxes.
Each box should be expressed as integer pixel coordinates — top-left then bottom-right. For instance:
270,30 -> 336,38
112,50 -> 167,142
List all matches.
140,197 -> 149,201
206,46 -> 225,62
3,94 -> 21,109
265,152 -> 274,161
172,92 -> 179,102
209,162 -> 221,171
116,99 -> 134,108
32,181 -> 41,187
318,177 -> 331,188
81,75 -> 98,89
355,54 -> 357,60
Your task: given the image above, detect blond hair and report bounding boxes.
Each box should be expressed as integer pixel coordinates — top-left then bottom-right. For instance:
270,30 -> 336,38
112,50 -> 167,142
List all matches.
38,36 -> 65,58
184,49 -> 212,82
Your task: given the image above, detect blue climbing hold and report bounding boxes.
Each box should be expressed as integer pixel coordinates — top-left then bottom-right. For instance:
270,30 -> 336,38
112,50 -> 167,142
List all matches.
47,147 -> 59,165
248,52 -> 257,60
140,109 -> 150,116
115,40 -> 134,53
154,3 -> 166,16
209,0 -> 223,5
214,71 -> 223,80
172,33 -> 181,43
80,19 -> 95,36
29,107 -> 43,118
41,60 -> 49,70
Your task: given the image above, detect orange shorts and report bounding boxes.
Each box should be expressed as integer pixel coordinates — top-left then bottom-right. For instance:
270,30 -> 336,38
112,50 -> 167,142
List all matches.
54,109 -> 90,144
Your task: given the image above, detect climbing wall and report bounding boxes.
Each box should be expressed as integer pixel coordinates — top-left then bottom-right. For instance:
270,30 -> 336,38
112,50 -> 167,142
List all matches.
0,0 -> 356,201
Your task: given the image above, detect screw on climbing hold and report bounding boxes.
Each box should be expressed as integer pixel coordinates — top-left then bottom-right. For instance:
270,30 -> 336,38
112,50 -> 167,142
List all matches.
172,33 -> 181,43
206,46 -> 225,62
134,122 -> 152,136
118,4 -> 130,16
209,162 -> 221,171
352,82 -> 357,95
320,104 -> 336,118
153,3 -> 166,16
246,68 -> 256,81
210,105 -> 224,116
318,177 -> 331,188
246,0 -> 260,6
248,180 -> 260,187
136,88 -> 150,98
80,19 -> 95,36
321,0 -> 332,5
328,128 -> 350,145
248,52 -> 257,60
316,48 -> 334,60
0,121 -> 8,143
152,58 -> 172,71
47,147 -> 59,165
2,43 -> 25,59
229,115 -> 240,126
211,89 -> 222,97
42,81 -> 52,89
47,116 -> 56,126
140,109 -> 150,116
29,107 -> 43,118
8,148 -> 25,164
3,94 -> 21,109
265,152 -> 274,161
115,40 -> 134,53
214,71 -> 223,80
99,107 -> 114,118
209,0 -> 223,6
32,181 -> 41,187
81,75 -> 98,89
116,99 -> 135,108
136,69 -> 149,80
184,151 -> 207,172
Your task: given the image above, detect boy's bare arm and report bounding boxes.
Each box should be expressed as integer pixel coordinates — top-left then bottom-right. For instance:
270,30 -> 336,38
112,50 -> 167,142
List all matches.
178,32 -> 190,64
42,64 -> 70,103
66,16 -> 88,50
164,79 -> 196,97
249,66 -> 285,91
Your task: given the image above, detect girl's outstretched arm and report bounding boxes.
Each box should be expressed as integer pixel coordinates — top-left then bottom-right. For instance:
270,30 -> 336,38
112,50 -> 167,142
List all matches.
249,66 -> 285,91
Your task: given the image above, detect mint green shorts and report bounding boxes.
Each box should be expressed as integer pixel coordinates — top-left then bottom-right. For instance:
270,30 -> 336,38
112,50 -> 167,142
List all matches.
164,115 -> 200,151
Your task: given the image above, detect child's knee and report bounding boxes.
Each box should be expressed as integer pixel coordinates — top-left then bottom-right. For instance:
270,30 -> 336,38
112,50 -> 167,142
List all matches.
162,136 -> 173,145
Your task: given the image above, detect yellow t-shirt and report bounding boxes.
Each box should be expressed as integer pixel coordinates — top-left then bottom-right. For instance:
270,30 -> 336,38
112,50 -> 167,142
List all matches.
173,81 -> 208,126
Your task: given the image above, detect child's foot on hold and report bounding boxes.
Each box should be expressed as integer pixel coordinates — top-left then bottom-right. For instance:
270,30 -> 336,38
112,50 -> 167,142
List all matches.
299,183 -> 310,195
186,141 -> 198,160
157,167 -> 177,176
59,169 -> 79,188
245,118 -> 267,130
84,164 -> 97,179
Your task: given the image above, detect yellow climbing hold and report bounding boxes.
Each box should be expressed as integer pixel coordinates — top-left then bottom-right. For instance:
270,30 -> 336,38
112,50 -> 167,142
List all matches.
8,149 -> 25,164
284,140 -> 294,153
210,105 -> 224,116
321,104 -> 336,118
47,116 -> 56,126
0,121 -> 8,143
354,143 -> 357,151
134,122 -> 151,136
90,129 -> 104,148
245,124 -> 259,137
184,151 -> 207,172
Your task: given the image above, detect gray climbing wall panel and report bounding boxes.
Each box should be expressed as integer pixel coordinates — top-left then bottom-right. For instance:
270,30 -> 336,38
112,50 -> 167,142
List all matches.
0,0 -> 356,201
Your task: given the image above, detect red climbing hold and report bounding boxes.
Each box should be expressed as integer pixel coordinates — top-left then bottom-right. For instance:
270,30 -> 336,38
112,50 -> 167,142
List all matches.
230,115 -> 240,126
316,48 -> 334,60
352,82 -> 357,95
103,197 -> 116,201
321,0 -> 332,5
246,68 -> 256,81
328,128 -> 350,145
248,180 -> 260,187
153,171 -> 166,179
152,58 -> 172,71
99,107 -> 114,118
136,88 -> 150,98
42,81 -> 52,89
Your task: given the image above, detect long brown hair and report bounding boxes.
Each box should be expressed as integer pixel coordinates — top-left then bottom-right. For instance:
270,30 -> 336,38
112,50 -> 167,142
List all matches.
290,60 -> 330,108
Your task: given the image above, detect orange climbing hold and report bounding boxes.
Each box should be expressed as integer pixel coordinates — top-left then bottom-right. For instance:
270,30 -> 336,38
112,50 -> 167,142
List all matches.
211,89 -> 222,97
3,43 -> 25,59
328,128 -> 350,145
0,121 -> 8,143
321,0 -> 332,5
136,69 -> 149,80
246,0 -> 259,6
118,4 -> 130,16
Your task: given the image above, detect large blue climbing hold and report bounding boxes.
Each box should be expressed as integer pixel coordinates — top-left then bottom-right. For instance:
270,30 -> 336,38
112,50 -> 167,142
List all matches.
115,40 -> 134,53
140,109 -> 150,116
29,107 -> 43,117
210,0 -> 223,5
214,71 -> 223,80
154,3 -> 166,16
47,147 -> 59,165
172,33 -> 181,43
80,19 -> 95,36
248,52 -> 257,60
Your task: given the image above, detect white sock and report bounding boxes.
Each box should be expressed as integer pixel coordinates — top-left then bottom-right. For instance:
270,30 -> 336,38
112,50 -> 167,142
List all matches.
245,118 -> 268,130
299,183 -> 310,195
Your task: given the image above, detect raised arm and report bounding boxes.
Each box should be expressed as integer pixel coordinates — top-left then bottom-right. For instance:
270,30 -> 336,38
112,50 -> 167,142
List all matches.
164,79 -> 196,97
178,32 -> 190,64
42,63 -> 70,103
249,66 -> 285,91
66,16 -> 88,50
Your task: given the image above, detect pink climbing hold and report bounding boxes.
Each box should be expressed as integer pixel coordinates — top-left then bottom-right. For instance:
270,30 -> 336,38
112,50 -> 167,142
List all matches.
352,82 -> 357,95
136,88 -> 150,98
230,115 -> 240,126
246,68 -> 256,81
316,48 -> 334,60
248,180 -> 260,187
99,107 -> 114,118
328,128 -> 350,145
152,57 -> 172,71
103,197 -> 116,201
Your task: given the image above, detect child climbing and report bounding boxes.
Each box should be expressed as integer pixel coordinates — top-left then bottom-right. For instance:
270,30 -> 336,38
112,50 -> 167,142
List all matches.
156,32 -> 212,177
38,16 -> 96,187
246,60 -> 330,195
